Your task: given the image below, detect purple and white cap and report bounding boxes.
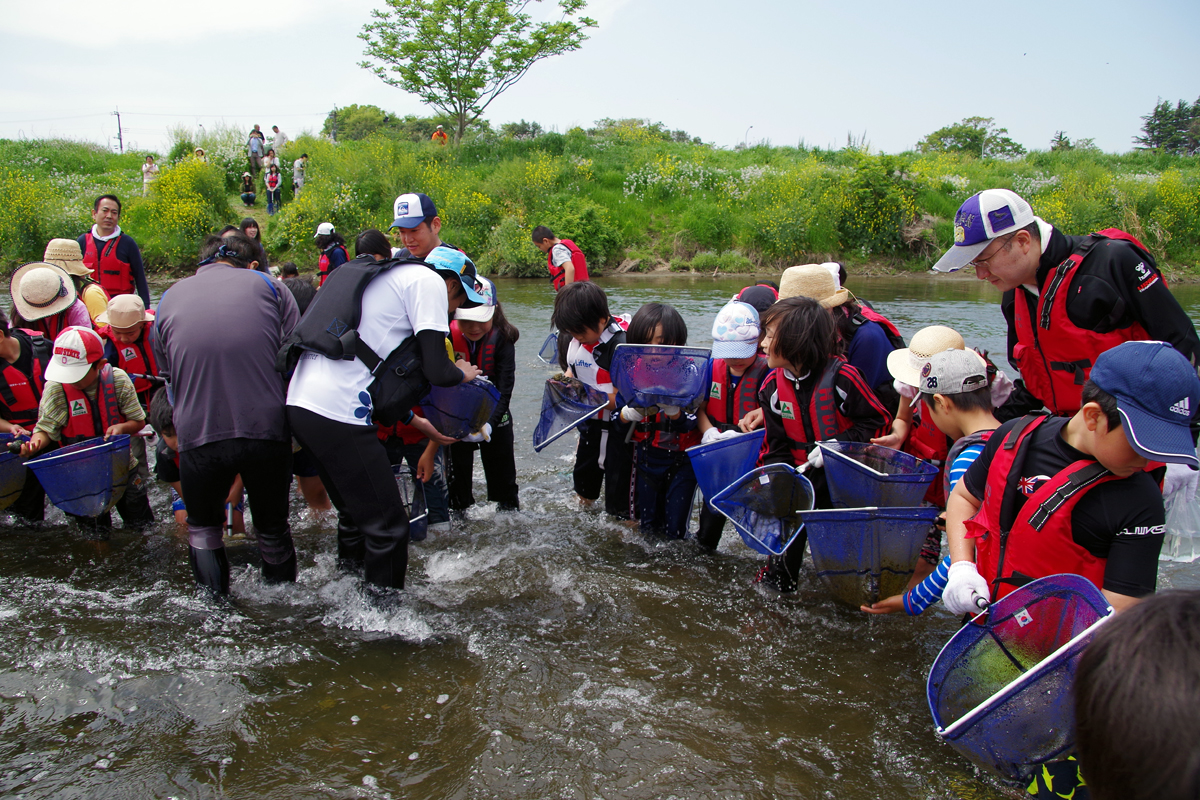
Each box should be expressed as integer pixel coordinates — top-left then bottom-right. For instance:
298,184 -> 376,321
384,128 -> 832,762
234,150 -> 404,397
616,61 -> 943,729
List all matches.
932,189 -> 1038,273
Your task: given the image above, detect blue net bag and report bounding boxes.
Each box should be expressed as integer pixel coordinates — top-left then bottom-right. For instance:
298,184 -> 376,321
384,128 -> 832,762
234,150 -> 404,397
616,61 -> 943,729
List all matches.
532,375 -> 610,452
421,379 -> 502,440
537,331 -> 559,365
801,506 -> 941,606
0,433 -> 29,511
25,434 -> 131,517
926,574 -> 1114,785
712,464 -> 815,555
610,344 -> 711,410
392,464 -> 428,542
687,429 -> 765,511
820,441 -> 938,508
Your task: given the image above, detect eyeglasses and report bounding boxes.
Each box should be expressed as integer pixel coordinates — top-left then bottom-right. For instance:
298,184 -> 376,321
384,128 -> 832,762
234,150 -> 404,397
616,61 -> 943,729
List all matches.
969,233 -> 1016,269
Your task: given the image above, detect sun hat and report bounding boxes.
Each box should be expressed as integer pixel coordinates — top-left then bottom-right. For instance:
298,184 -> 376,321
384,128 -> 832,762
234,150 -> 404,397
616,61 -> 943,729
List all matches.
919,348 -> 989,396
820,262 -> 842,287
97,294 -> 153,328
454,275 -> 498,322
42,239 -> 90,278
314,222 -> 335,238
778,264 -> 851,307
932,189 -> 1044,273
887,325 -> 967,387
1089,341 -> 1200,468
45,326 -> 105,383
711,300 -> 761,359
10,262 -> 77,322
390,192 -> 438,230
424,246 -> 486,308
735,285 -> 777,315
242,171 -> 251,178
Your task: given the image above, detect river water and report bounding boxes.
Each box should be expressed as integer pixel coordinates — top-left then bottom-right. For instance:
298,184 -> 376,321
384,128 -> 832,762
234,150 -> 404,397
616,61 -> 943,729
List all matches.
2,273 -> 1199,800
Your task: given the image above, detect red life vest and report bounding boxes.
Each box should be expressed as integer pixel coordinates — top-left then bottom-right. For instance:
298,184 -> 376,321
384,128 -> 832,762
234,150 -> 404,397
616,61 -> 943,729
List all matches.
82,234 -> 135,297
904,397 -> 952,507
449,321 -> 499,378
630,411 -> 702,450
1012,230 -> 1153,414
29,311 -> 72,343
110,312 -> 158,405
317,245 -> 348,287
773,358 -> 855,464
706,356 -> 768,428
0,330 -> 52,427
547,239 -> 590,291
375,406 -> 430,446
964,416 -> 1119,600
60,364 -> 126,444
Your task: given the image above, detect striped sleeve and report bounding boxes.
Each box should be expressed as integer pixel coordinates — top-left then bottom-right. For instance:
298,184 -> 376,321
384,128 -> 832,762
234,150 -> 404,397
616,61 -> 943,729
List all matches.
948,443 -> 985,493
904,556 -> 951,615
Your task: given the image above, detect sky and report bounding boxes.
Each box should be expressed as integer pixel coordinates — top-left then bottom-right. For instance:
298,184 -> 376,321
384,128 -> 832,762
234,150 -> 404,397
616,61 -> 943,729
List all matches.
1,0 -> 1197,155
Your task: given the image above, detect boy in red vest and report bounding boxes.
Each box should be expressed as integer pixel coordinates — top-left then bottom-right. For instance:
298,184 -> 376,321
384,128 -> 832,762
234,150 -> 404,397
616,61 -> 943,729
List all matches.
532,226 -> 590,292
99,293 -> 161,502
945,340 -> 1200,616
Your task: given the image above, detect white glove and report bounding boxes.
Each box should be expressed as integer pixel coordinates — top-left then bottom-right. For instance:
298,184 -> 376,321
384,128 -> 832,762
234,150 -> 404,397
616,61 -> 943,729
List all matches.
621,406 -> 645,424
701,427 -> 723,445
660,405 -> 681,418
805,446 -> 824,470
462,423 -> 492,443
943,560 -> 991,616
716,429 -> 743,441
1163,462 -> 1200,505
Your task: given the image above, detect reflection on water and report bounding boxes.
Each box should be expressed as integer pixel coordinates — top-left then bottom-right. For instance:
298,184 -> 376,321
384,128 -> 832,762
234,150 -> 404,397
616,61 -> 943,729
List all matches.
2,273 -> 1198,799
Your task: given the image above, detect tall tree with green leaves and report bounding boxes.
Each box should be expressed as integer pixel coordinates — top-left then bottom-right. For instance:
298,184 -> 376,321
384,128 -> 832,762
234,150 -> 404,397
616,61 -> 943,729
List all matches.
1134,98 -> 1200,155
360,0 -> 596,144
916,116 -> 1026,159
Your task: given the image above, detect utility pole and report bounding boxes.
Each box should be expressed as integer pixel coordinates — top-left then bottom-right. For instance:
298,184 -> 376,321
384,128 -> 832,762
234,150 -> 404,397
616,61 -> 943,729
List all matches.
112,108 -> 124,153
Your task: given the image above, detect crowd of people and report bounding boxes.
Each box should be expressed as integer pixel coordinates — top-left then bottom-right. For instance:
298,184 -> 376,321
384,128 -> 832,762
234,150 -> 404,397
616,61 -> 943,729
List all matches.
2,185 -> 1199,799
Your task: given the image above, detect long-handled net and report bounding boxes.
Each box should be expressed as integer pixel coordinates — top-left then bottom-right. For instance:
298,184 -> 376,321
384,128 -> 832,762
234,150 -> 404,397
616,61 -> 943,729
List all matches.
820,441 -> 939,508
712,464 -> 815,555
421,379 -> 501,440
687,429 -> 765,511
532,375 -> 610,452
26,434 -> 131,517
610,344 -> 711,410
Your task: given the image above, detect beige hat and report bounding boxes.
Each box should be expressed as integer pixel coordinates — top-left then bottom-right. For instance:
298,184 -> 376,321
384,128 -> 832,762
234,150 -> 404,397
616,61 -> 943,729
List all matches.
97,294 -> 153,328
43,238 -> 90,278
10,262 -> 77,322
778,264 -> 851,308
886,325 -> 972,387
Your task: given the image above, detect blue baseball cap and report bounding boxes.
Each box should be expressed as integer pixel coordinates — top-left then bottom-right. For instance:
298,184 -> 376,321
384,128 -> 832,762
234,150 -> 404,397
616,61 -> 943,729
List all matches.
424,246 -> 486,308
1089,341 -> 1200,468
390,192 -> 438,229
932,189 -> 1041,273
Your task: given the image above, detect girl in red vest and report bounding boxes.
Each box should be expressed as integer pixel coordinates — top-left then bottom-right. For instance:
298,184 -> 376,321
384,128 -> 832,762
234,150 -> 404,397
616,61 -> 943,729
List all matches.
446,276 -> 521,512
756,297 -> 893,592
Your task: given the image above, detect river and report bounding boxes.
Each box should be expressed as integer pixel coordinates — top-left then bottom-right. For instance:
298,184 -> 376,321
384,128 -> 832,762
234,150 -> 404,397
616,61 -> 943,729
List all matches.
2,273 -> 1198,799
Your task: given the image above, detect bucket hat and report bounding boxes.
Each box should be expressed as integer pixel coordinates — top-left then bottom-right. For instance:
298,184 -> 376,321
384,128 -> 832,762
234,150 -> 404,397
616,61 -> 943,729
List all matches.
887,325 -> 967,387
779,264 -> 851,308
711,301 -> 761,359
42,239 -> 91,278
10,262 -> 77,322
97,294 -> 153,328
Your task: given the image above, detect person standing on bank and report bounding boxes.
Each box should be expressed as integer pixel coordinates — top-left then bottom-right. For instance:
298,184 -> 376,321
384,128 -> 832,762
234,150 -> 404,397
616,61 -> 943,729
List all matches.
154,233 -> 300,598
78,194 -> 150,307
285,246 -> 485,595
532,226 -> 590,292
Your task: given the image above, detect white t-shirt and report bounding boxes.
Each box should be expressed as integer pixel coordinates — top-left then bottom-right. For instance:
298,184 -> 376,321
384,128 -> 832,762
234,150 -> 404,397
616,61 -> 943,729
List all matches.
550,243 -> 572,268
286,263 -> 450,425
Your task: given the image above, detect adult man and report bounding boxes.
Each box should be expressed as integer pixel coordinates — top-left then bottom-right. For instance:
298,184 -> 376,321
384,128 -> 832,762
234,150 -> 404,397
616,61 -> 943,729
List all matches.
271,125 -> 288,150
154,233 -> 300,598
77,195 -> 150,307
531,226 -> 590,291
431,125 -> 448,145
247,125 -> 265,175
293,153 -> 308,196
389,192 -> 460,260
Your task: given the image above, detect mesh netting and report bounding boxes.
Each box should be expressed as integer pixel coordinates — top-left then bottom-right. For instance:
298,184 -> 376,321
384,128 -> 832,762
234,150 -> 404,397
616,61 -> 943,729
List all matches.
801,506 -> 941,606
686,429 -> 765,511
532,376 -> 610,452
392,464 -> 429,541
0,433 -> 28,511
537,331 -> 559,365
820,441 -> 939,508
926,574 -> 1114,784
26,434 -> 130,517
712,464 -> 815,555
421,379 -> 501,441
610,345 -> 711,410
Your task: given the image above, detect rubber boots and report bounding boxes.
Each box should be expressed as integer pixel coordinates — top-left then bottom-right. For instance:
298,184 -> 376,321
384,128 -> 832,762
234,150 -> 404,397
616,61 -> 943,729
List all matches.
261,552 -> 297,584
189,546 -> 230,598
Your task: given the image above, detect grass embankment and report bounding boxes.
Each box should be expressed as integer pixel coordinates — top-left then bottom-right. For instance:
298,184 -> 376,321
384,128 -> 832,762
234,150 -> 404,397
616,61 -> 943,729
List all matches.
2,126 -> 1198,278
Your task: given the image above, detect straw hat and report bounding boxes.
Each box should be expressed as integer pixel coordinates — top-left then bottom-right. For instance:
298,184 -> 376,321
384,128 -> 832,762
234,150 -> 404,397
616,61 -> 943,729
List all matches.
10,262 -> 77,321
886,325 -> 969,387
778,264 -> 851,308
42,238 -> 90,278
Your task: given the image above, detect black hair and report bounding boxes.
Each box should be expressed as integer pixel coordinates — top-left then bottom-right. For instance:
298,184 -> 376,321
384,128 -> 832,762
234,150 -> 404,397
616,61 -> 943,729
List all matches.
283,277 -> 316,315
627,303 -> 687,346
240,218 -> 262,240
355,229 -> 392,260
1020,220 -> 1041,243
315,231 -> 347,251
919,385 -> 994,415
531,225 -> 555,244
198,233 -> 254,270
0,307 -> 8,336
93,194 -> 122,214
479,303 -> 521,346
755,280 -> 779,291
551,281 -> 611,337
148,388 -> 175,437
218,225 -> 240,236
301,153 -> 308,158
1081,380 -> 1121,430
1075,590 -> 1200,800
280,261 -> 300,278
830,301 -> 862,352
759,297 -> 834,376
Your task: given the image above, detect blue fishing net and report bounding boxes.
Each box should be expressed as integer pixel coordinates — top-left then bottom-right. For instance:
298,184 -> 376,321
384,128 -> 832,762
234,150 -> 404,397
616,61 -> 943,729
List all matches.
0,433 -> 28,511
25,434 -> 130,517
392,465 -> 428,542
712,464 -> 815,555
610,344 -> 711,410
926,574 -> 1114,785
686,429 -> 765,511
421,379 -> 502,440
820,441 -> 939,508
537,331 -> 559,365
532,375 -> 610,452
801,506 -> 941,606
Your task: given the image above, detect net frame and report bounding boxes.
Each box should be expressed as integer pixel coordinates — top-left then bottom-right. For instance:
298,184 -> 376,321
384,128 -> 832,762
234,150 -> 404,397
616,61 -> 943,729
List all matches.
711,464 -> 815,555
610,344 -> 711,410
25,434 -> 131,517
819,441 -> 939,508
532,377 -> 610,452
421,379 -> 502,440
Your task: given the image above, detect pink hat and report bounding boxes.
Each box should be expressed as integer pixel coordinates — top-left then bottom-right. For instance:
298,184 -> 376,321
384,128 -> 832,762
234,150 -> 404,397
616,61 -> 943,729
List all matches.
45,326 -> 106,383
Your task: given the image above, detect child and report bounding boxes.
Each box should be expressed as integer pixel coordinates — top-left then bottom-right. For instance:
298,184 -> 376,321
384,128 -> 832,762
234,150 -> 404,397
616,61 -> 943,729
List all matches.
0,307 -> 53,522
9,262 -> 93,341
550,282 -> 632,518
447,276 -> 521,512
944,340 -> 1200,616
618,303 -> 701,539
757,297 -> 893,592
860,348 -> 1000,614
695,300 -> 770,550
20,326 -> 154,535
377,408 -> 451,536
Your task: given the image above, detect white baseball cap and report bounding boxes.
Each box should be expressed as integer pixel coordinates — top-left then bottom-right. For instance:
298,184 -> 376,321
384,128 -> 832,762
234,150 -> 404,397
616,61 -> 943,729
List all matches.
454,275 -> 498,322
314,222 -> 335,238
932,189 -> 1043,273
45,326 -> 106,383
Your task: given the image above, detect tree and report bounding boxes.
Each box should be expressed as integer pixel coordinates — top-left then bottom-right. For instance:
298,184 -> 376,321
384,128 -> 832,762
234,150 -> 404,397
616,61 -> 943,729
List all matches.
1134,98 -> 1200,155
360,0 -> 597,144
917,116 -> 1026,159
321,105 -> 490,142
